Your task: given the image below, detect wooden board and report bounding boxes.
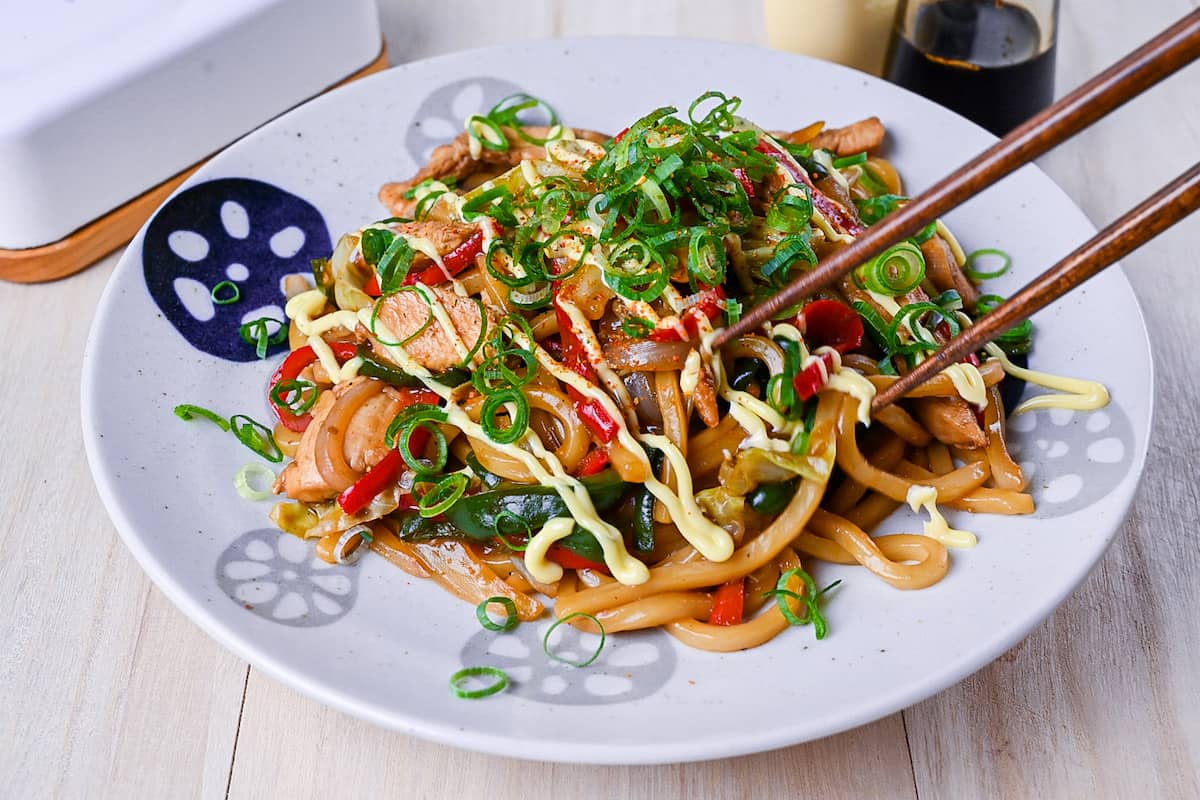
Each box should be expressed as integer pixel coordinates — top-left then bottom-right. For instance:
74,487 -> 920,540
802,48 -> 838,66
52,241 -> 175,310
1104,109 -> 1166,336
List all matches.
0,43 -> 390,285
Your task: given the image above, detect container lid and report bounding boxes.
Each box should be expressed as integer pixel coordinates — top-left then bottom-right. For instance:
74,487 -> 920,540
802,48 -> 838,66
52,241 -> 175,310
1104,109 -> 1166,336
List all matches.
0,0 -> 381,249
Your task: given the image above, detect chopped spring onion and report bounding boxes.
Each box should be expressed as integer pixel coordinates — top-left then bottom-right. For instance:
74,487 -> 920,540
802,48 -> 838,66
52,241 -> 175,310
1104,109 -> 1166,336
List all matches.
766,186 -> 814,234
173,404 -> 231,431
725,298 -> 743,327
449,666 -> 509,699
417,473 -> 469,518
487,93 -> 561,144
361,227 -> 394,266
480,387 -> 530,445
239,317 -> 287,359
766,567 -> 832,639
688,228 -> 727,286
604,239 -> 669,302
476,596 -> 520,632
977,293 -> 1035,354
377,235 -> 416,294
853,193 -> 907,226
621,317 -> 655,338
543,612 -> 607,667
269,378 -> 318,416
964,248 -> 1013,280
492,511 -> 531,550
912,221 -> 939,244
760,234 -> 817,283
233,462 -> 276,501
832,152 -> 868,170
229,414 -> 284,463
857,242 -> 926,296
210,280 -> 241,305
466,115 -> 508,152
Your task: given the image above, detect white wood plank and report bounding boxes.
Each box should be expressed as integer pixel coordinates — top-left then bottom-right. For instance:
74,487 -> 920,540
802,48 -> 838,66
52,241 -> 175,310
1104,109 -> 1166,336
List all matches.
904,1 -> 1200,796
0,256 -> 247,799
228,668 -> 917,800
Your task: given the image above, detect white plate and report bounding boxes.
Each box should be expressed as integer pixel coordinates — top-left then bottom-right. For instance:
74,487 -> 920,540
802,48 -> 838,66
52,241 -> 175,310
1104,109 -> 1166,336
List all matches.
82,38 -> 1152,764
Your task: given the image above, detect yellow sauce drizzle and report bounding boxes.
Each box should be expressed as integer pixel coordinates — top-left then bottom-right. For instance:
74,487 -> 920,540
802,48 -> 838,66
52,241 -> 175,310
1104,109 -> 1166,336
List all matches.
942,362 -> 988,409
984,343 -> 1110,416
523,518 -> 577,583
905,485 -> 977,548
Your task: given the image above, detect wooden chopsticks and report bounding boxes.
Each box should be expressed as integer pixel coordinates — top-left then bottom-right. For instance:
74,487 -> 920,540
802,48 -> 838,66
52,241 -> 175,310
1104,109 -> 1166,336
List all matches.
712,8 -> 1200,352
871,161 -> 1200,411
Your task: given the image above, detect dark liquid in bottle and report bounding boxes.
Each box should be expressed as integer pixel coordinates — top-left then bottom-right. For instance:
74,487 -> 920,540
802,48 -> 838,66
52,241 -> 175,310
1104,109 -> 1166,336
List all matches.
884,1 -> 1055,136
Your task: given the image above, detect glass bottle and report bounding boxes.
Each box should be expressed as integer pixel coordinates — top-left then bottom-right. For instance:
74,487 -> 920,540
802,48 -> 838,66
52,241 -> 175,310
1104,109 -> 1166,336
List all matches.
883,0 -> 1059,136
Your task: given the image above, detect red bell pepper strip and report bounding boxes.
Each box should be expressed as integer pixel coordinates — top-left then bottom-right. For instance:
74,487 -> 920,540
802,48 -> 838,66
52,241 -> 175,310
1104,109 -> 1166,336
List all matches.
709,579 -> 745,626
733,167 -> 756,198
755,137 -> 866,236
364,273 -> 381,297
555,299 -> 621,444
794,351 -> 839,402
546,543 -> 611,574
335,387 -> 441,515
613,126 -> 630,143
801,299 -> 864,354
648,286 -> 727,342
574,447 -> 611,477
269,341 -> 360,432
337,449 -> 405,515
404,230 -> 484,286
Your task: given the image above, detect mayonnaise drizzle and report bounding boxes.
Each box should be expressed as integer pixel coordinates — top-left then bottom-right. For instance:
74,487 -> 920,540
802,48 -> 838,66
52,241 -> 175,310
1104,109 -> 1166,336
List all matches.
358,308 -> 652,585
905,485 -> 977,548
984,343 -> 1110,416
285,289 -> 363,383
942,362 -> 988,409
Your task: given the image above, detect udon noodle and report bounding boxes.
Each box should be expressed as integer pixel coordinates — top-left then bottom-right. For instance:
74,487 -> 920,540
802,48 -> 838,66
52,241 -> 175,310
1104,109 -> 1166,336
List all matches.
242,92 -> 1110,652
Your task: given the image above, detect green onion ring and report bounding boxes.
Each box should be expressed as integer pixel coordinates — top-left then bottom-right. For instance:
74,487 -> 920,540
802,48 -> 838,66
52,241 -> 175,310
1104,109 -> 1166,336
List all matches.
476,596 -> 520,632
229,414 -> 284,463
964,248 -> 1013,280
210,280 -> 241,305
466,115 -> 508,152
543,612 -> 607,667
857,242 -> 926,296
449,666 -> 509,699
492,511 -> 531,550
418,473 -> 469,518
621,318 -> 655,338
480,388 -> 529,445
414,189 -> 446,221
173,404 -> 231,431
269,378 -> 318,415
400,420 -> 448,475
233,462 -> 276,501
832,152 -> 868,170
688,228 -> 727,286
239,317 -> 288,359
384,403 -> 447,448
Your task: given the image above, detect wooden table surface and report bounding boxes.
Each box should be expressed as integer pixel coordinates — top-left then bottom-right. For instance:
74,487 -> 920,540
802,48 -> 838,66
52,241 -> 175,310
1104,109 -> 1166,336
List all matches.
5,1 -> 1199,797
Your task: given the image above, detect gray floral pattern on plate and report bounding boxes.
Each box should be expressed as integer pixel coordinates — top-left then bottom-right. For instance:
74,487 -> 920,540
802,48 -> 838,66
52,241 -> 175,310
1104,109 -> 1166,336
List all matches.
460,623 -> 678,705
406,77 -> 526,164
216,528 -> 359,626
1006,401 -> 1135,517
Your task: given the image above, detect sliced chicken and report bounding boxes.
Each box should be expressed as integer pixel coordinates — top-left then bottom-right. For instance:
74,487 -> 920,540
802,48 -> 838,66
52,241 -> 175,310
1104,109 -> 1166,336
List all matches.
275,378 -> 406,502
372,284 -> 491,373
392,220 -> 477,255
380,126 -> 609,217
809,117 -> 887,156
912,397 -> 987,449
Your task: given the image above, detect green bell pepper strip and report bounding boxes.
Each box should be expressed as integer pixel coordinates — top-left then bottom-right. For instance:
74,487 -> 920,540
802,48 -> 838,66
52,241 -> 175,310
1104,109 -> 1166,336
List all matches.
748,479 -> 798,516
355,344 -> 469,388
393,470 -> 630,565
633,449 -> 664,552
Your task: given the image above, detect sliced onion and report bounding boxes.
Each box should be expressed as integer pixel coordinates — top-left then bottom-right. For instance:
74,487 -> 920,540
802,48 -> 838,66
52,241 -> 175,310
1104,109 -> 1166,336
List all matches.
333,524 -> 370,565
604,337 -> 694,373
623,371 -> 663,432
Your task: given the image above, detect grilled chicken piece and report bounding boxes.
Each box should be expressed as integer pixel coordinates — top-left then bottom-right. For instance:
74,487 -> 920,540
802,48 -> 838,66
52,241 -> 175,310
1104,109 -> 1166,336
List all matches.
380,127 -> 609,217
372,284 -> 490,373
392,220 -> 477,255
276,378 -> 407,502
921,235 -> 980,311
809,117 -> 887,156
912,397 -> 988,449
694,363 -> 721,429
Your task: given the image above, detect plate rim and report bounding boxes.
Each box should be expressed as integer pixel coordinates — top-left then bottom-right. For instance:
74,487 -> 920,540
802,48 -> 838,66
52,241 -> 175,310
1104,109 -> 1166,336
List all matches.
81,35 -> 1156,764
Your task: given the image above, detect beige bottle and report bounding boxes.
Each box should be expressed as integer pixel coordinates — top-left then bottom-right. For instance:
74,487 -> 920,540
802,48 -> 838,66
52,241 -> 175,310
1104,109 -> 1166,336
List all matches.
763,0 -> 901,76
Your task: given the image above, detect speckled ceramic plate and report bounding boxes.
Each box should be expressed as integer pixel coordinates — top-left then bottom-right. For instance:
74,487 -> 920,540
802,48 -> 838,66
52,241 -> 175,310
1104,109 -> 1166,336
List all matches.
82,38 -> 1152,764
